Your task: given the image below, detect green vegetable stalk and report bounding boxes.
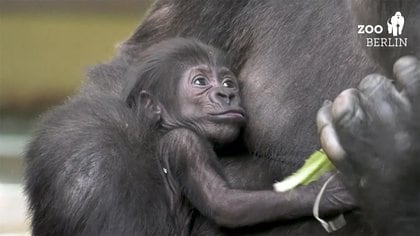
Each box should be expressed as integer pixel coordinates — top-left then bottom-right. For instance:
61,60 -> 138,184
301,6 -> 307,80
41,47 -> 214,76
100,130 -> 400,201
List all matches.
273,149 -> 335,192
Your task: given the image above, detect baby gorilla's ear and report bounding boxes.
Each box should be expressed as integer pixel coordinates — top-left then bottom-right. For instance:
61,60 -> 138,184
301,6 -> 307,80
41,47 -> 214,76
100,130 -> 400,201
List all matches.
139,90 -> 162,121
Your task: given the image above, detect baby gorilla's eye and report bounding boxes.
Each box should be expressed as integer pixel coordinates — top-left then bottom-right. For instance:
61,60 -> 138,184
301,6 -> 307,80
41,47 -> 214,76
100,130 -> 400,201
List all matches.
222,79 -> 237,89
192,76 -> 208,87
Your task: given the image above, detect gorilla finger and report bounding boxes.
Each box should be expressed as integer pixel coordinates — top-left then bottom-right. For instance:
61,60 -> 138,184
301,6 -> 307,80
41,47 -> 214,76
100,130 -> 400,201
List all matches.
323,175 -> 358,210
319,126 -> 356,178
358,74 -> 396,100
316,100 -> 333,135
358,74 -> 410,116
319,124 -> 346,164
393,56 -> 420,103
316,102 -> 345,162
316,102 -> 345,161
331,88 -> 365,130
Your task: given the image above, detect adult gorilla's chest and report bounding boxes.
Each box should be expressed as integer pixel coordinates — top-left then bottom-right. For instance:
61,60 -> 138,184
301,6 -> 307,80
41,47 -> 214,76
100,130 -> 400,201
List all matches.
221,0 -> 378,179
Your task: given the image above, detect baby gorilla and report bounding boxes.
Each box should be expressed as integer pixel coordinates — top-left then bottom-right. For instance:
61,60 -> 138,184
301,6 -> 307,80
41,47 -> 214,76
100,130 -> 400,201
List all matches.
122,38 -> 355,234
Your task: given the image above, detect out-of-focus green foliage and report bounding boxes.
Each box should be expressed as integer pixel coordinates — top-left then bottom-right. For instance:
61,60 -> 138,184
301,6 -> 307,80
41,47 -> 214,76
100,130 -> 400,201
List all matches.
0,9 -> 145,113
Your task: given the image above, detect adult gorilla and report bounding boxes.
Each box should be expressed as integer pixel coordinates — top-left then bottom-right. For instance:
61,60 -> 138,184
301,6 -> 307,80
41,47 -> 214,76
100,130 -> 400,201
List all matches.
124,1 -> 419,233
25,0 -> 420,235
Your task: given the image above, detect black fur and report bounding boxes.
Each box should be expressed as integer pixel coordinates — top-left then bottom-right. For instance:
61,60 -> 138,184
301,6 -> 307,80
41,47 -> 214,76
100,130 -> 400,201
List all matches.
25,0 -> 420,235
26,95 -> 171,235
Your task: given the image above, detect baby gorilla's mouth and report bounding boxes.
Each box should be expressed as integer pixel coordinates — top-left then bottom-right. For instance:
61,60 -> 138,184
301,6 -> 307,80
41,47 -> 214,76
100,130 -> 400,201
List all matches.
210,109 -> 246,122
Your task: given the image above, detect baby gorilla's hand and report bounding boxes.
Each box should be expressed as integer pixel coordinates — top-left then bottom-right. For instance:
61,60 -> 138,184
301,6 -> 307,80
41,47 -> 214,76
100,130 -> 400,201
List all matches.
298,171 -> 357,216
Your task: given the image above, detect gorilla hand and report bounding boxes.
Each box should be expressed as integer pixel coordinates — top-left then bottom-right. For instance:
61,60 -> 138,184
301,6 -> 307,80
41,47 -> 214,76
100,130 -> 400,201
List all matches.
316,56 -> 420,234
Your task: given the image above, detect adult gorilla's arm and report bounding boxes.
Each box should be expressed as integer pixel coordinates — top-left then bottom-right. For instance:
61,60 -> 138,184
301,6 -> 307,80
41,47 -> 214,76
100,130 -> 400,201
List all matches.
317,56 -> 420,235
159,129 -> 356,228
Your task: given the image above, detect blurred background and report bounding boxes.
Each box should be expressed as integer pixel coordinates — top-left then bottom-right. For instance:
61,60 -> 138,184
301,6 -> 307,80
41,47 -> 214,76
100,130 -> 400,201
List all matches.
0,0 -> 151,234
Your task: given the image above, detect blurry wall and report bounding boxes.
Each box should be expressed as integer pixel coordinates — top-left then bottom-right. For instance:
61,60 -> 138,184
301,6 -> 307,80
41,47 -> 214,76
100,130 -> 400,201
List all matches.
0,0 -> 151,234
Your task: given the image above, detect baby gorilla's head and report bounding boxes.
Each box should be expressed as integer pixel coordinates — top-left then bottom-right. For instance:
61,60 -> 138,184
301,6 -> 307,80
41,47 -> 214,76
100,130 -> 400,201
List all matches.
123,38 -> 246,144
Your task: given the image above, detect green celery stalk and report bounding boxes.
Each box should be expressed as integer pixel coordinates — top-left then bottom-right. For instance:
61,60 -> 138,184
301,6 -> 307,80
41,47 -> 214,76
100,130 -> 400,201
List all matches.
273,149 -> 335,192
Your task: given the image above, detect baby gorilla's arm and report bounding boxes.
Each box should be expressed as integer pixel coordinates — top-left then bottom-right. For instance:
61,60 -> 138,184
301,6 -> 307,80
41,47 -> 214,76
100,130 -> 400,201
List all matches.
160,129 -> 356,228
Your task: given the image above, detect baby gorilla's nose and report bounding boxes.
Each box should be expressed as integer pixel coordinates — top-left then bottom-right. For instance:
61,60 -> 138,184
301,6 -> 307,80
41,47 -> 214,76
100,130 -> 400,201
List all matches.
211,88 -> 235,105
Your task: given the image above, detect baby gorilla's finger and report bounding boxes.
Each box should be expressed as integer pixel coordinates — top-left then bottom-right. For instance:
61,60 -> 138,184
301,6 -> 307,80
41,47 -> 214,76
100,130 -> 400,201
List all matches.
320,172 -> 358,212
393,56 -> 420,104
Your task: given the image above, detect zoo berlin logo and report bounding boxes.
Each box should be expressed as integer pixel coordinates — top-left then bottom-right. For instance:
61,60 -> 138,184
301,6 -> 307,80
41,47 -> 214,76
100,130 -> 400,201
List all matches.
358,11 -> 407,47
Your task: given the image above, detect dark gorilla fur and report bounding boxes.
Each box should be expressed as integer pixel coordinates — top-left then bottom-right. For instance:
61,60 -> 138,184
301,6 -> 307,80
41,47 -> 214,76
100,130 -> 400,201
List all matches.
26,38 -> 234,236
25,37 -> 354,235
25,84 -> 169,235
25,0 -> 420,235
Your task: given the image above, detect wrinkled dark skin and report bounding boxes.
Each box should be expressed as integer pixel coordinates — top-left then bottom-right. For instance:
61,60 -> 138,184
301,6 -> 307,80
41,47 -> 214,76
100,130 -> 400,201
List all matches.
318,56 -> 420,235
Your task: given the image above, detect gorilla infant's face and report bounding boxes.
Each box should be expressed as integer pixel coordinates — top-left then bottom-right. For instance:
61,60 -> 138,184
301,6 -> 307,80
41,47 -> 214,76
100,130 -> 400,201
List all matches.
176,64 -> 246,144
